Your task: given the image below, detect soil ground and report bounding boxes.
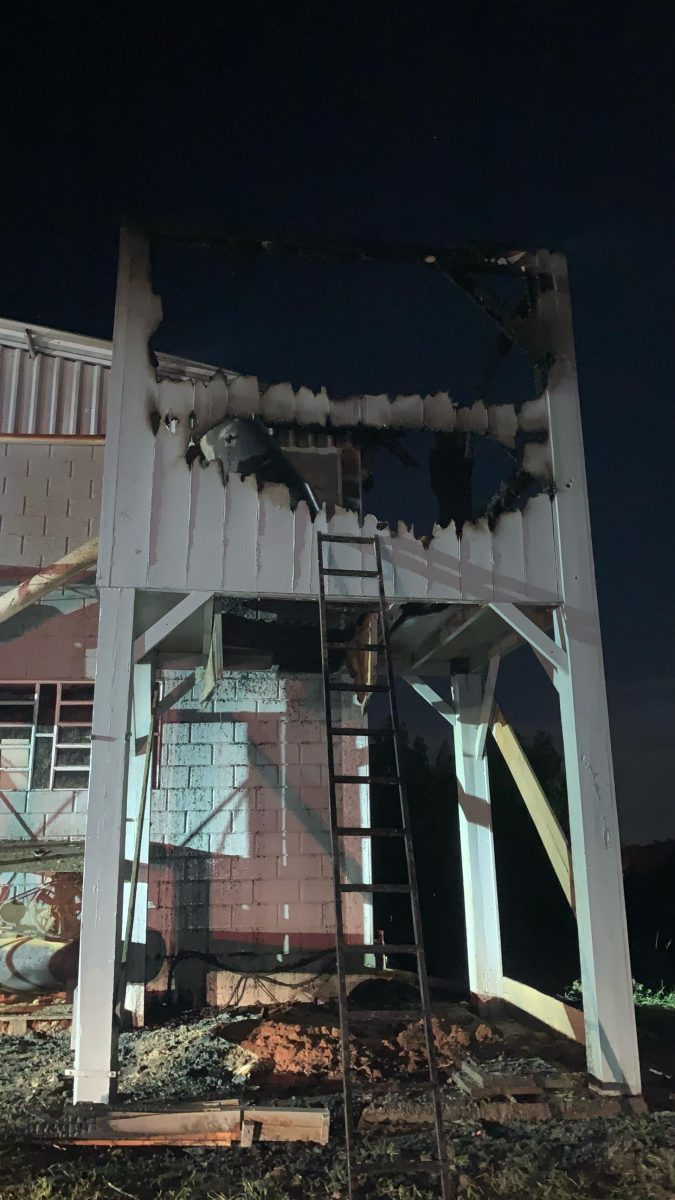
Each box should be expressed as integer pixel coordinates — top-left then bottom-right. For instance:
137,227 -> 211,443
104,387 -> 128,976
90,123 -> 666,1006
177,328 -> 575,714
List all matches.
1,994 -> 675,1199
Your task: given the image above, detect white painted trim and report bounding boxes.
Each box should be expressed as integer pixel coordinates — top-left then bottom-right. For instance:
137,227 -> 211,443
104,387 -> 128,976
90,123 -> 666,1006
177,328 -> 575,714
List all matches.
402,675 -> 456,726
540,250 -> 640,1094
452,672 -> 503,1002
474,655 -> 499,760
132,591 -> 214,663
73,586 -> 135,1104
489,602 -> 568,674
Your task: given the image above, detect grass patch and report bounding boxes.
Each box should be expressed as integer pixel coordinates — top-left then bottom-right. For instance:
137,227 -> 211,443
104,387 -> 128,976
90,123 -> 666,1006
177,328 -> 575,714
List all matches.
565,979 -> 675,1010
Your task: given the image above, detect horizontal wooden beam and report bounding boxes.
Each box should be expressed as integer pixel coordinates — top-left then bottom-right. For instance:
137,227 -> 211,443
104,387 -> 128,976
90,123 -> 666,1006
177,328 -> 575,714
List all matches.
502,976 -> 585,1044
491,703 -> 575,911
406,607 -> 486,672
133,591 -> 213,663
0,435 -> 105,445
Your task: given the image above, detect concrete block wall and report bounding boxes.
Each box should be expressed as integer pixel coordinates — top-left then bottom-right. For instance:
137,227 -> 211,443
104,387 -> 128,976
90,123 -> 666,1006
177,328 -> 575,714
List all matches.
0,443 -> 103,574
0,789 -> 88,840
148,669 -> 372,999
0,594 -> 98,680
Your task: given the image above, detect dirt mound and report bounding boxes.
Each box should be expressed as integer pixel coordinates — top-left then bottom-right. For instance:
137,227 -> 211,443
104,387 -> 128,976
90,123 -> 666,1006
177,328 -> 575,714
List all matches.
394,1017 -> 471,1072
242,1020 -> 343,1081
240,1010 -> 493,1085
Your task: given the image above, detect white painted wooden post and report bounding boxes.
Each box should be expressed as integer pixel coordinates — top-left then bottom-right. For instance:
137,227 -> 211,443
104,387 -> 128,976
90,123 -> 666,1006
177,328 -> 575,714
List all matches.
72,586 -> 135,1103
72,228 -> 158,1104
452,672 -> 503,1004
122,662 -> 153,1027
539,250 -> 640,1093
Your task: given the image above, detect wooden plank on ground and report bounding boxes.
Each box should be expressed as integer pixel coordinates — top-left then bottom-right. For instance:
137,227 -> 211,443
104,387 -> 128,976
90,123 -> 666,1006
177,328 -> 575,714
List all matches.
64,1102 -> 329,1147
243,1106 -> 330,1144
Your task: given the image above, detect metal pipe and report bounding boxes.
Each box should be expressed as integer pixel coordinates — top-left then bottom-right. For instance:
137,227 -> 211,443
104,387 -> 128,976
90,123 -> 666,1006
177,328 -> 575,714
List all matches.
0,537 -> 98,626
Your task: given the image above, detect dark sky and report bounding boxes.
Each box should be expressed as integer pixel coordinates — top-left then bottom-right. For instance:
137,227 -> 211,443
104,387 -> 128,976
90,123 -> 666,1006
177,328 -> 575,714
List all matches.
1,5 -> 674,843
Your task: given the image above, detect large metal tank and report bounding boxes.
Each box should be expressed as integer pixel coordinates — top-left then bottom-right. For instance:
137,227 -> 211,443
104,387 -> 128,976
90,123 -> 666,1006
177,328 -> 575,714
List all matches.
0,935 -> 78,992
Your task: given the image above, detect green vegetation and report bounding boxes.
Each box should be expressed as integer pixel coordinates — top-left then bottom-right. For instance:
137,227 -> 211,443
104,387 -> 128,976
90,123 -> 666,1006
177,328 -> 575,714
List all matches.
565,979 -> 675,1010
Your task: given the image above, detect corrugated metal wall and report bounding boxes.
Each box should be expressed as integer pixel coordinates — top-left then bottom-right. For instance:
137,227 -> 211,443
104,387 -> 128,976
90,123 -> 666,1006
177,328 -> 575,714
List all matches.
0,345 -> 108,437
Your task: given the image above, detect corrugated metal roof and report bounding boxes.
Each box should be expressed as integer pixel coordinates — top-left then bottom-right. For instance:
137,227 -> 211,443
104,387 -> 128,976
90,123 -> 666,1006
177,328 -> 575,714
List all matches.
0,344 -> 108,436
0,318 -> 222,438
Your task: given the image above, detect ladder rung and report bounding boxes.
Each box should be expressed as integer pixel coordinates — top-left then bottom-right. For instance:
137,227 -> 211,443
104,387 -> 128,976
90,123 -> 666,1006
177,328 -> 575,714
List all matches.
339,883 -> 411,893
320,567 -> 380,578
341,943 -> 419,954
351,1159 -> 443,1177
327,642 -> 384,651
318,534 -> 377,545
333,774 -> 400,785
53,765 -> 90,772
329,682 -> 389,693
329,726 -> 394,737
335,826 -> 405,837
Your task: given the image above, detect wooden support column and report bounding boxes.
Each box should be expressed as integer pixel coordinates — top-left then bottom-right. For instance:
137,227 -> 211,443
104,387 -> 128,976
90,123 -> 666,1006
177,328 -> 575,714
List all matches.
72,586 -> 135,1104
539,250 -> 640,1094
122,662 -> 153,1027
452,672 -> 503,1005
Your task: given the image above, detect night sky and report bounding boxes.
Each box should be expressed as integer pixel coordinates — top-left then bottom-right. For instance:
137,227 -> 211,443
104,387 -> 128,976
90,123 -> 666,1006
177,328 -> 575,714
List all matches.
1,6 -> 673,843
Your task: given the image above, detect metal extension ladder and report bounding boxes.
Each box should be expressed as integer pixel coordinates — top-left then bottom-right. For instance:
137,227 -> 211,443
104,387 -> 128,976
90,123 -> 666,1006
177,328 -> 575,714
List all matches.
317,531 -> 451,1199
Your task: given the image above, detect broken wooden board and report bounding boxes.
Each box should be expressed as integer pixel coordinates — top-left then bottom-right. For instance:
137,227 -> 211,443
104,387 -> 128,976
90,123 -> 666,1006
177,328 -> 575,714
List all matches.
65,1101 -> 330,1147
242,1106 -> 330,1145
459,1060 -> 542,1097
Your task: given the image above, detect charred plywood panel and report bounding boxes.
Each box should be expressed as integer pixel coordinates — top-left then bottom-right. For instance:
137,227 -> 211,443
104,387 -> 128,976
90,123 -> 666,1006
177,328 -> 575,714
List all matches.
222,475 -> 259,593
359,514 -> 380,598
373,527 -> 396,595
322,509 -> 363,597
185,378 -> 228,589
292,501 -> 314,595
523,494 -> 559,602
390,523 -> 430,598
427,522 -> 461,599
308,506 -> 329,595
186,464 -> 227,593
91,234 -> 561,602
460,519 -> 493,602
148,381 -> 194,590
98,231 -> 162,589
491,511 -> 526,602
257,484 -> 295,594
